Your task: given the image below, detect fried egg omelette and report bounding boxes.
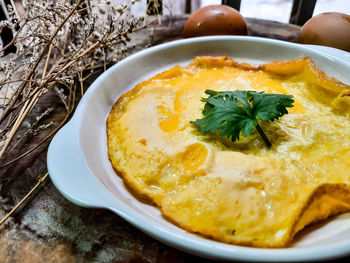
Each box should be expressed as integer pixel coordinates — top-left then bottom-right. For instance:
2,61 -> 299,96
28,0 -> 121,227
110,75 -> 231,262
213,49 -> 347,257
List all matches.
107,56 -> 350,248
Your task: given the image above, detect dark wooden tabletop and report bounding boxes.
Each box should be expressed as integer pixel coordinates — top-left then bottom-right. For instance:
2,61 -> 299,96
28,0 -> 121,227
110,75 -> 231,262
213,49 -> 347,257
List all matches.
1,16 -> 344,263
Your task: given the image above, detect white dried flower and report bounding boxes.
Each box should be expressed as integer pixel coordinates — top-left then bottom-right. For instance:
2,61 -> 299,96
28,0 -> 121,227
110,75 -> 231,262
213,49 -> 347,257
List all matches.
0,0 -> 151,158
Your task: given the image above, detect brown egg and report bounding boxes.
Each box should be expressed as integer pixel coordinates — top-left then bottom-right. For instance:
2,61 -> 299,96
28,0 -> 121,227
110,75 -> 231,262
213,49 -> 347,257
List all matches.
299,12 -> 350,52
184,5 -> 247,38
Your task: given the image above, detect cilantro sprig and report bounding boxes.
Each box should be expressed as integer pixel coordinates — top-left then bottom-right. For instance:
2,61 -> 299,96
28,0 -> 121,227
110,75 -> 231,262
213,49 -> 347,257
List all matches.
190,90 -> 294,148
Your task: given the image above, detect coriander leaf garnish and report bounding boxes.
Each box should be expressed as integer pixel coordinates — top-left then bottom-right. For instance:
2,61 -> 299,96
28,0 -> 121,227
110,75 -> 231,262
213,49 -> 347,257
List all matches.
190,90 -> 294,148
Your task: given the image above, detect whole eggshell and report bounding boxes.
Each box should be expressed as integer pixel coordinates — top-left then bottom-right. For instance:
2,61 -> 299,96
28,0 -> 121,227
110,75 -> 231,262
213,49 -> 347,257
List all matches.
184,5 -> 247,38
298,12 -> 350,52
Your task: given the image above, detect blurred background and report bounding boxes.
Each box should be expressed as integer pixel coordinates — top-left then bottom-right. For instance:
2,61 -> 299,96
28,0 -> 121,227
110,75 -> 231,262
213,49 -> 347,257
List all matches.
128,0 -> 350,23
6,0 -> 350,24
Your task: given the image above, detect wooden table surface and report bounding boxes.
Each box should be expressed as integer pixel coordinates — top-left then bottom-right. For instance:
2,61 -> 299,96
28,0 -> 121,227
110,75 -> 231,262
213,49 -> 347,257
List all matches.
0,16 -> 346,262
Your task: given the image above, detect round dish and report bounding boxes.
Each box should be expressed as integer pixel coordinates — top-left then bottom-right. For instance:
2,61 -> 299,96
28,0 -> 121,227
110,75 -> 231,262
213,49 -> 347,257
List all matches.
47,36 -> 350,262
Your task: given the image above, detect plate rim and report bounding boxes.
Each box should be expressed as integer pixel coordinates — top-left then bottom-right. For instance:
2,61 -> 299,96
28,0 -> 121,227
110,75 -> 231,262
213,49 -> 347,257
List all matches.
47,36 -> 350,262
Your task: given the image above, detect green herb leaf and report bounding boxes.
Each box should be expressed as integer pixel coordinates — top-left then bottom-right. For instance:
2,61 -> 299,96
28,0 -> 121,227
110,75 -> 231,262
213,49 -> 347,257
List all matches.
190,90 -> 294,147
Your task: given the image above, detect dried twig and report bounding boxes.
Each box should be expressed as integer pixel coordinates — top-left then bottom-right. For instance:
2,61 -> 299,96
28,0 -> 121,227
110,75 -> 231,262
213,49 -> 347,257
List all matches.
0,0 -> 156,225
0,173 -> 49,226
9,0 -> 20,21
0,42 -> 53,159
0,0 -> 83,124
0,0 -> 149,161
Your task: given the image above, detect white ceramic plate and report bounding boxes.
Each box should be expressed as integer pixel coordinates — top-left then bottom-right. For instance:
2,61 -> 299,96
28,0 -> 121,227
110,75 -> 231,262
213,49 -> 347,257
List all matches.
47,36 -> 350,262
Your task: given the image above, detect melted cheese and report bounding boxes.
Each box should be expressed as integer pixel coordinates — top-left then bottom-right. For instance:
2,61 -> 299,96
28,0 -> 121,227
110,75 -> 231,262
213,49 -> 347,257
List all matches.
107,56 -> 350,247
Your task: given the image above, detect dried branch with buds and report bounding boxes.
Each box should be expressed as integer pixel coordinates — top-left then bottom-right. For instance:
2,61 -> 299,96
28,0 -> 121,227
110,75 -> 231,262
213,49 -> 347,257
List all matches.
0,0 -> 156,226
